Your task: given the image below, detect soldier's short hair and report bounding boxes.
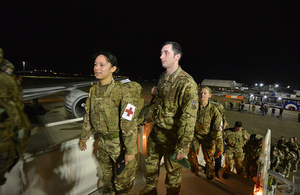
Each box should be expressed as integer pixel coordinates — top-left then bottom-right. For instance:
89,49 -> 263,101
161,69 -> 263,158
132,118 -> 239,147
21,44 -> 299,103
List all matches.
162,41 -> 183,61
93,51 -> 119,75
199,86 -> 212,94
235,121 -> 242,127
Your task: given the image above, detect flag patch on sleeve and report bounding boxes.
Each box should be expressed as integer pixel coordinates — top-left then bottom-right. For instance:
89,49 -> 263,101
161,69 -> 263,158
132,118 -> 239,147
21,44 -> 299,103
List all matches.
192,100 -> 197,110
122,103 -> 136,121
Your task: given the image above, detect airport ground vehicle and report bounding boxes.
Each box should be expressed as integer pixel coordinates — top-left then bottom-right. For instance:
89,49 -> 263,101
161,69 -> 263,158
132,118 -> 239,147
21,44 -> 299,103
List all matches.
250,94 -> 300,111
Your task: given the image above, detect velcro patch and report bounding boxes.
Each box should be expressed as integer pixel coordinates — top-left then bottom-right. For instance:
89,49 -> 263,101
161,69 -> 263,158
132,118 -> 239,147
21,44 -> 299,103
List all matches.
220,120 -> 223,131
192,100 -> 197,110
122,103 -> 136,121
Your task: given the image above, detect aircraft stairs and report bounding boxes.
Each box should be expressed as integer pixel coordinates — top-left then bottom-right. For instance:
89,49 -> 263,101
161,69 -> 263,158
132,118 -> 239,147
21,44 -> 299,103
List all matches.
131,165 -> 254,195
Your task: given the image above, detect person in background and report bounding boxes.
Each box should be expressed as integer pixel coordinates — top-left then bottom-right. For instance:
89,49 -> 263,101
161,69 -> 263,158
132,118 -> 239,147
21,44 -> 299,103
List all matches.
251,104 -> 256,114
187,86 -> 223,180
271,107 -> 276,117
243,134 -> 263,181
278,107 -> 284,118
223,121 -> 249,179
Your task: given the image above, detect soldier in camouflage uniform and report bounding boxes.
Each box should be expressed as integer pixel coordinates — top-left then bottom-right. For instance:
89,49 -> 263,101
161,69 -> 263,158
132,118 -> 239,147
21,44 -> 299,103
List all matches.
139,42 -> 198,195
282,147 -> 295,178
270,146 -> 284,171
223,121 -> 249,178
187,86 -> 223,180
210,100 -> 229,178
243,134 -> 263,181
0,48 -> 31,185
277,136 -> 287,153
79,52 -> 138,195
286,137 -> 299,172
223,101 -> 228,110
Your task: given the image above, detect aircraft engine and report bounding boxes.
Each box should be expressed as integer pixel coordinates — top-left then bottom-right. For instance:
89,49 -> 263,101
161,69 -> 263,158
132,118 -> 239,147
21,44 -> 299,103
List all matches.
64,89 -> 88,118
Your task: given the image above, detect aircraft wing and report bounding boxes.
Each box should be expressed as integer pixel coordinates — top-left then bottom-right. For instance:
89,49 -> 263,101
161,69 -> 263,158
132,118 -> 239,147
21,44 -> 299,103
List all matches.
22,81 -> 95,102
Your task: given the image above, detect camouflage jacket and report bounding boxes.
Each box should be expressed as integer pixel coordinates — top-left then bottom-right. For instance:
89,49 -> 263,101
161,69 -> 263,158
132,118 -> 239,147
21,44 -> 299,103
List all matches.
151,66 -> 198,155
81,79 -> 137,162
244,143 -> 262,163
284,150 -> 296,161
210,101 -> 229,129
0,62 -> 25,131
195,101 -> 224,153
287,141 -> 298,151
224,128 -> 249,151
0,60 -> 23,111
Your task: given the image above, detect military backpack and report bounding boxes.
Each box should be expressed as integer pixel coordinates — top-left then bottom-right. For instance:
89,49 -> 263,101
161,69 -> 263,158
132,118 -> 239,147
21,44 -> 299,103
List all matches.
120,79 -> 147,125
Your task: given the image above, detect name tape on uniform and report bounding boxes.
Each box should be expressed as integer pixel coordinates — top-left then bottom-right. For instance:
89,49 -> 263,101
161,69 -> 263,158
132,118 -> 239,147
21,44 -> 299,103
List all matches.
122,103 -> 136,121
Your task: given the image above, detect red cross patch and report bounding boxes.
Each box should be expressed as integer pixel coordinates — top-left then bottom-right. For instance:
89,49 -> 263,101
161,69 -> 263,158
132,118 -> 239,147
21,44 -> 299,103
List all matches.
220,120 -> 223,131
122,103 -> 136,121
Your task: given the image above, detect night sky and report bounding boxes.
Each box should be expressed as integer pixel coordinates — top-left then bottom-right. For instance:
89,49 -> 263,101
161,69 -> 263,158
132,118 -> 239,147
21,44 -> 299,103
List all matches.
1,1 -> 299,88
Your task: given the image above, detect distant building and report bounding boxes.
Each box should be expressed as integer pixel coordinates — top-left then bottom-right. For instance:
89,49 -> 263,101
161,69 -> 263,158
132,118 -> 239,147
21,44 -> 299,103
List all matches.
201,79 -> 236,91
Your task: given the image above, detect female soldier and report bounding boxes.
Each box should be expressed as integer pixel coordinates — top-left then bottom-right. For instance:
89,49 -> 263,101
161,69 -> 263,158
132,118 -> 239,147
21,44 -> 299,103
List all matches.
79,51 -> 138,194
187,86 -> 223,180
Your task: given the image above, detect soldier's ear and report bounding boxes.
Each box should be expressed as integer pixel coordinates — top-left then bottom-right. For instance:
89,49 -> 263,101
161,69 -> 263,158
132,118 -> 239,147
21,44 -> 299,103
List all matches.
175,53 -> 181,61
111,66 -> 117,73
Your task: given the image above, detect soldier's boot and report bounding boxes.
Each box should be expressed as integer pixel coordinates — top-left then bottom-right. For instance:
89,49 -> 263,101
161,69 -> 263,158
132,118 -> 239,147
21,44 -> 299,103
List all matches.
222,172 -> 229,179
136,187 -> 157,195
0,173 -> 7,186
166,187 -> 180,195
285,169 -> 290,178
293,161 -> 299,172
282,167 -> 287,174
188,155 -> 199,175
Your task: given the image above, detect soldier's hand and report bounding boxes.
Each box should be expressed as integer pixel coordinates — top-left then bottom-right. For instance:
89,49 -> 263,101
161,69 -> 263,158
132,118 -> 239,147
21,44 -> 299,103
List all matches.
124,154 -> 135,165
176,153 -> 184,160
215,151 -> 222,158
151,86 -> 157,96
79,139 -> 87,151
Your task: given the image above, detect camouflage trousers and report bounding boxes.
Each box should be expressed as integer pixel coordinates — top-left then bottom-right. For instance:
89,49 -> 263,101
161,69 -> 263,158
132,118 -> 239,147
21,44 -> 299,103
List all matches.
96,146 -> 137,195
224,147 -> 244,174
282,159 -> 292,177
143,126 -> 182,194
244,159 -> 257,180
187,135 -> 216,179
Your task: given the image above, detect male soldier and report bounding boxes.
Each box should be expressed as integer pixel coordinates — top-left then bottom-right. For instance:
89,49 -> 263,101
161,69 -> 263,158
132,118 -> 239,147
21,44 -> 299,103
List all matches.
223,121 -> 249,179
243,134 -> 263,181
230,102 -> 233,110
209,100 -> 229,179
251,104 -> 256,114
282,147 -> 294,178
223,101 -> 228,110
277,136 -> 287,152
0,48 -> 31,185
139,42 -> 198,195
286,137 -> 299,172
270,146 -> 284,171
